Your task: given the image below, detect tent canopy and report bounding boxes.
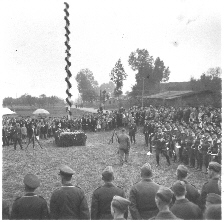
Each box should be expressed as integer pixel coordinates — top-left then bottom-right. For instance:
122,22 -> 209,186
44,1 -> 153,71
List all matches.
2,107 -> 16,116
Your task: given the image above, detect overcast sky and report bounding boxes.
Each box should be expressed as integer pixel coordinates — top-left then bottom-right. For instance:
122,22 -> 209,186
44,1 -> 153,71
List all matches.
1,0 -> 221,100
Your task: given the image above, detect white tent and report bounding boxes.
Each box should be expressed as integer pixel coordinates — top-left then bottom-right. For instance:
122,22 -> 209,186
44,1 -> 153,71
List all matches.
2,107 -> 16,116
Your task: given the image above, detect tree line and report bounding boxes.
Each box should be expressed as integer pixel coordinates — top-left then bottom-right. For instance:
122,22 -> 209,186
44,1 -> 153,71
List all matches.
3,94 -> 63,108
76,48 -> 170,103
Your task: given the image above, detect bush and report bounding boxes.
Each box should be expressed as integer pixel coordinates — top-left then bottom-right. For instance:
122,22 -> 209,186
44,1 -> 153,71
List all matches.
55,129 -> 87,147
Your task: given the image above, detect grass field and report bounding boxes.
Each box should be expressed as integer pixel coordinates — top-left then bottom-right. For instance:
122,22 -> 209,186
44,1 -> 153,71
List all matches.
2,127 -> 208,214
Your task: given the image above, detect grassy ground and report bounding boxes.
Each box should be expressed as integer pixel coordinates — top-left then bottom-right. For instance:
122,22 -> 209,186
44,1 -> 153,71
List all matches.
2,128 -> 208,213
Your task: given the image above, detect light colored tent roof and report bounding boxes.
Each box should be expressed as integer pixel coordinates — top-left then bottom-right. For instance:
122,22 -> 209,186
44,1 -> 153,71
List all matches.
2,107 -> 16,115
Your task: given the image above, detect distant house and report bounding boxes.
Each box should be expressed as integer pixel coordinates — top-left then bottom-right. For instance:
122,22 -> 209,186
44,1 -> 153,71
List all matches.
141,90 -> 214,107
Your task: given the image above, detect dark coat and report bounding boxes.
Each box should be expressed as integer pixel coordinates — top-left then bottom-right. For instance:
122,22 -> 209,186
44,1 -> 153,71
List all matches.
11,193 -> 49,220
170,198 -> 202,220
199,177 -> 221,210
91,182 -> 127,220
151,211 -> 180,220
50,183 -> 90,220
129,178 -> 160,220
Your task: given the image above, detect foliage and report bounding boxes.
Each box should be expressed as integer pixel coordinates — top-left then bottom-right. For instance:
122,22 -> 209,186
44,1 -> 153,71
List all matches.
99,81 -> 115,98
190,67 -> 222,92
2,94 -> 62,108
76,69 -> 99,102
55,129 -> 87,147
128,48 -> 170,97
110,59 -> 127,97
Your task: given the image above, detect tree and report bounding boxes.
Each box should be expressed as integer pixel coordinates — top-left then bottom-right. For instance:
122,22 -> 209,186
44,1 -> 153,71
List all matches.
110,59 -> 127,97
99,81 -> 115,96
76,68 -> 98,102
128,48 -> 170,97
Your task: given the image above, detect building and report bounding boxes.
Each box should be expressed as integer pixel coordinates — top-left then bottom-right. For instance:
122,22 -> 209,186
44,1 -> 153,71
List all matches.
142,90 -> 214,107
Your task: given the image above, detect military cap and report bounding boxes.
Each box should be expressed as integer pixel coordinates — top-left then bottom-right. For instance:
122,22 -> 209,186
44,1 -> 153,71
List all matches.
208,162 -> 221,173
111,195 -> 131,211
141,163 -> 152,176
177,165 -> 188,178
172,180 -> 186,196
59,165 -> 75,176
156,187 -> 173,203
121,128 -> 126,132
23,174 -> 40,189
102,166 -> 114,180
206,193 -> 221,204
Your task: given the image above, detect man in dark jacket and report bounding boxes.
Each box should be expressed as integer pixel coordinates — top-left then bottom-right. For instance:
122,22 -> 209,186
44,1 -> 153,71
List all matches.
91,166 -> 127,220
173,165 -> 200,204
129,163 -> 160,219
11,174 -> 49,220
151,187 -> 179,220
170,180 -> 202,219
199,161 -> 221,210
50,165 -> 90,220
12,123 -> 23,150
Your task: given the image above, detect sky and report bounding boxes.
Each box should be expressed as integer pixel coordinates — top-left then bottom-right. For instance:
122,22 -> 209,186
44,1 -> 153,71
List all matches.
0,0 -> 222,101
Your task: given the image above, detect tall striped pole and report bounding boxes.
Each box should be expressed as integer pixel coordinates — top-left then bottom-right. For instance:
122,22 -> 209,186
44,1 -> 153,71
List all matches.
64,2 -> 72,119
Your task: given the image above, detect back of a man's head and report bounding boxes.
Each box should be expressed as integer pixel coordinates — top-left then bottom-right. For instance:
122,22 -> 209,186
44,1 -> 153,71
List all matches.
156,187 -> 173,208
102,166 -> 114,182
176,165 -> 188,179
204,204 -> 221,220
172,180 -> 186,197
141,163 -> 152,178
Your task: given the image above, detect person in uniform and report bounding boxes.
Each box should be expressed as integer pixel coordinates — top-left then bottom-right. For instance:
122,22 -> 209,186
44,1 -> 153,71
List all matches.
117,128 -> 131,165
154,128 -> 170,167
91,166 -> 127,220
199,161 -> 221,210
129,163 -> 160,219
170,180 -> 202,220
12,123 -> 23,150
204,204 -> 221,220
111,196 -> 131,220
151,187 -> 179,220
50,165 -> 90,219
11,174 -> 49,220
173,165 -> 200,205
143,119 -> 150,147
128,120 -> 137,144
205,193 -> 221,208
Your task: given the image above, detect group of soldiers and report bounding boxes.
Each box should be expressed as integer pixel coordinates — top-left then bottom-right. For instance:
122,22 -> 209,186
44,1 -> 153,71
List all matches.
3,162 -> 221,220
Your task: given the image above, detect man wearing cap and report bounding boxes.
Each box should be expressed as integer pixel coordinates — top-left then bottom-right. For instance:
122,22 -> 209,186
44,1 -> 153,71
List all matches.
50,165 -> 90,219
204,204 -> 221,220
199,161 -> 221,210
128,119 -> 137,144
12,123 -> 23,150
151,187 -> 179,220
205,193 -> 221,208
117,128 -> 131,165
143,119 -> 150,147
11,174 -> 49,219
111,196 -> 131,220
173,165 -> 200,204
129,163 -> 160,219
170,180 -> 202,219
91,166 -> 127,220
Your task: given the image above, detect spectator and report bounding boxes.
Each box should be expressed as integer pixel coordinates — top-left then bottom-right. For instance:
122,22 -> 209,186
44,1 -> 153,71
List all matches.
205,193 -> 221,208
170,180 -> 202,219
91,166 -> 127,220
111,196 -> 131,220
129,163 -> 160,219
21,124 -> 27,144
204,204 -> 221,220
173,165 -> 200,204
50,165 -> 90,219
11,174 -> 49,219
151,187 -> 179,220
199,162 -> 221,210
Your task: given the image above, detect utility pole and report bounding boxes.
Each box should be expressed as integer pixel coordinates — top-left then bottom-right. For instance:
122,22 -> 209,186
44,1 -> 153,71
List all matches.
141,77 -> 145,108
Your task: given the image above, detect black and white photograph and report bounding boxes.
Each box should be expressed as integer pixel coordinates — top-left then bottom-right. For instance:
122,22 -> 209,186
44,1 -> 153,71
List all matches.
1,0 -> 222,220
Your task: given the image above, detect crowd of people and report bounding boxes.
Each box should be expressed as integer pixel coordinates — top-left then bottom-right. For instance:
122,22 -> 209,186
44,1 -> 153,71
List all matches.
2,105 -> 222,168
2,162 -> 221,220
